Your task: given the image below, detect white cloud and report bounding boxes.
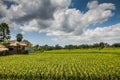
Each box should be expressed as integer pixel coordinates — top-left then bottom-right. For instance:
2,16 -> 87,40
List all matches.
87,0 -> 99,9
63,23 -> 120,45
51,9 -> 83,35
0,1 -> 8,17
50,0 -> 115,36
51,23 -> 120,45
82,1 -> 115,24
0,0 -> 119,44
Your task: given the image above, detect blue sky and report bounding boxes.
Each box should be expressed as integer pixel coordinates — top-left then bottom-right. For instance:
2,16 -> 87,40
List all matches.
0,0 -> 120,46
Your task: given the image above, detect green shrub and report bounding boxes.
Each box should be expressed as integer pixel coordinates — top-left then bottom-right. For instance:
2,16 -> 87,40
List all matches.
23,50 -> 29,54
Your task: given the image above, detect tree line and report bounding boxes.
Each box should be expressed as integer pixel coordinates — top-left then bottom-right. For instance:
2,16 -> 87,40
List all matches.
33,42 -> 120,52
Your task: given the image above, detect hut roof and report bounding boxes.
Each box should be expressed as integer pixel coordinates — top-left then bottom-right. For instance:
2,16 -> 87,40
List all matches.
22,40 -> 31,45
0,45 -> 8,51
9,40 -> 27,47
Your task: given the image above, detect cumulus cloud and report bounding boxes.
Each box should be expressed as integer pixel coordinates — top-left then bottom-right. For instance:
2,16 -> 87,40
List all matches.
63,23 -> 120,44
0,0 -> 119,44
0,1 -> 7,17
50,0 -> 115,36
2,0 -> 71,22
84,1 -> 115,24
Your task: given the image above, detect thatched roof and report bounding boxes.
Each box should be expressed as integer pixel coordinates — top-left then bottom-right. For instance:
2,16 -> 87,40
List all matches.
8,40 -> 27,47
0,45 -> 8,51
22,40 -> 31,45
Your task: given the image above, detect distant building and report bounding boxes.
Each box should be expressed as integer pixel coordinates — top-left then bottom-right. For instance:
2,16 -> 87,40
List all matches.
0,40 -> 32,56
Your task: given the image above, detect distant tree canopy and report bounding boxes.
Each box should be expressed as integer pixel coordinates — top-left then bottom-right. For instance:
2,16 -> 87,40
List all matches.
0,22 -> 11,42
33,42 -> 120,52
55,44 -> 62,50
16,33 -> 23,42
33,44 -> 44,52
112,43 -> 120,47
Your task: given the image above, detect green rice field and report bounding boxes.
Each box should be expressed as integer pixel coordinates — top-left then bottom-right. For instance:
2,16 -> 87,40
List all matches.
0,48 -> 120,80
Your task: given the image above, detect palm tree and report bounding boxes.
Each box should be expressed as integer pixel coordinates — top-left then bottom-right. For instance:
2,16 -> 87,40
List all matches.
0,23 -> 11,42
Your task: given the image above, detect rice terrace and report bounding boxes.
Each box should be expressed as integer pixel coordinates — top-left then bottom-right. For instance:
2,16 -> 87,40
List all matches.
0,0 -> 120,80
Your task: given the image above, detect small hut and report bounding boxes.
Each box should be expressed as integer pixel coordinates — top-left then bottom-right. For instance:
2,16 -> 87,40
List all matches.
0,40 -> 31,56
0,45 -> 9,56
8,40 -> 28,54
22,40 -> 33,52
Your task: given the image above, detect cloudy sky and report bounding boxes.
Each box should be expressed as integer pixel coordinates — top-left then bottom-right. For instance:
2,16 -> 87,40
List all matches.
0,0 -> 120,46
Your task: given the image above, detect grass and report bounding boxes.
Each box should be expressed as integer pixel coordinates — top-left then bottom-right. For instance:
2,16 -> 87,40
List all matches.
0,48 -> 120,80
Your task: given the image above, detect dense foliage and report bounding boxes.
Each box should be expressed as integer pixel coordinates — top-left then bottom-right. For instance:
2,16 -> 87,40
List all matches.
0,48 -> 120,80
0,23 -> 10,42
33,42 -> 120,51
16,33 -> 23,42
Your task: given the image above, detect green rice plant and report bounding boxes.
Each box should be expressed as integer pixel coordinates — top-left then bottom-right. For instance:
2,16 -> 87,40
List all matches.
0,48 -> 120,80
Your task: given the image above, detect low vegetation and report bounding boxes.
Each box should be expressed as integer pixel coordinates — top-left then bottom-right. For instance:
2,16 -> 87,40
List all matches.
0,48 -> 120,80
